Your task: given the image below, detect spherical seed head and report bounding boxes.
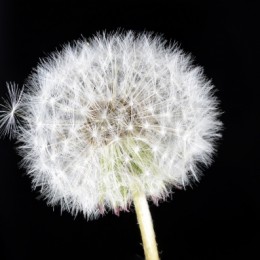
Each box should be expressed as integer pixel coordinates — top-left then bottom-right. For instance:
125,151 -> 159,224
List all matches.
2,31 -> 222,218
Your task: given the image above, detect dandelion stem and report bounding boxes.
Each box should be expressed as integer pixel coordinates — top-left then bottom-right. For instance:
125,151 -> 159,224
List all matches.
133,191 -> 160,260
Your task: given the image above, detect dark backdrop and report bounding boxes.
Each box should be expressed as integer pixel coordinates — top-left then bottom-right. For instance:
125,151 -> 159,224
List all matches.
0,1 -> 259,259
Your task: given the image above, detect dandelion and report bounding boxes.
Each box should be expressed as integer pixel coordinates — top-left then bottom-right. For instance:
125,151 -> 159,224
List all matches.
0,31 -> 222,260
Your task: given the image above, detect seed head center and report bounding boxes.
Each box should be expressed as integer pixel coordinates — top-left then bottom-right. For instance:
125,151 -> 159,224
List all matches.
83,99 -> 140,146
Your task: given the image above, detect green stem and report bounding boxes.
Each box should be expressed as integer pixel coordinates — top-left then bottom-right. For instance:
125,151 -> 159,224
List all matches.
133,191 -> 160,260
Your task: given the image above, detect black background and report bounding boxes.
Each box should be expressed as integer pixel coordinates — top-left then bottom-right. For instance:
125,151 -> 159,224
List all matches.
0,1 -> 259,259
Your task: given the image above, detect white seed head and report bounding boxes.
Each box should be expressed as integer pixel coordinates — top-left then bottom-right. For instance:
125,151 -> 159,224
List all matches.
0,31 -> 222,218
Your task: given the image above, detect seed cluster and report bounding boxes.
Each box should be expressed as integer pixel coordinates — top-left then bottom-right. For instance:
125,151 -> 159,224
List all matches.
82,98 -> 145,146
1,32 -> 222,218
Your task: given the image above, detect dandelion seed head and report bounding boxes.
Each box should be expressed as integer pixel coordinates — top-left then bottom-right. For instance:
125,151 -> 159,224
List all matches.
1,31 -> 222,218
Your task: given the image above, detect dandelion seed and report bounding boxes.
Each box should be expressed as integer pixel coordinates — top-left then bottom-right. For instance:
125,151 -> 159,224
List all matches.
0,83 -> 23,139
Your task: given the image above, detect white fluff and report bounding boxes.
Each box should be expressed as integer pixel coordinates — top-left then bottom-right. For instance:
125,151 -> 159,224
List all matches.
0,31 -> 222,218
0,83 -> 23,138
